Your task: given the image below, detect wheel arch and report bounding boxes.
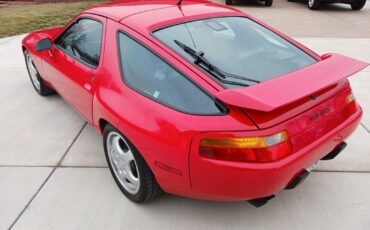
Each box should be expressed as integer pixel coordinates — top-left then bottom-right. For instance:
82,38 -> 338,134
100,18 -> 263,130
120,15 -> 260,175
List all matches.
98,118 -> 109,134
99,118 -> 165,185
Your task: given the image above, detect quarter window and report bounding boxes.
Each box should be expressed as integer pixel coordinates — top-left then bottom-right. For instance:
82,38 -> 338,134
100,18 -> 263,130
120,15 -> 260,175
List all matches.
117,32 -> 224,115
55,18 -> 103,68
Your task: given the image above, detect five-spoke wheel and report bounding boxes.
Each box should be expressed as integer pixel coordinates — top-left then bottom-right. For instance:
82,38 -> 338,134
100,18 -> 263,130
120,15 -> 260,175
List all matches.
106,131 -> 140,194
103,124 -> 162,202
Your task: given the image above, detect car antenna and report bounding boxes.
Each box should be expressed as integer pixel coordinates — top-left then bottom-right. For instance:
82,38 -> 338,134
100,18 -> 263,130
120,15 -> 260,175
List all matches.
177,0 -> 182,5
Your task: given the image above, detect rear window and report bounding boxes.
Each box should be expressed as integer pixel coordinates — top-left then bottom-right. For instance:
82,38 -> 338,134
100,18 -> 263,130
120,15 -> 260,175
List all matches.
153,17 -> 316,88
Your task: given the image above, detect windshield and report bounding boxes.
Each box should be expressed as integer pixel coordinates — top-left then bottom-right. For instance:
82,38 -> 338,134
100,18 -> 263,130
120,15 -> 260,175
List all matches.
153,17 -> 316,88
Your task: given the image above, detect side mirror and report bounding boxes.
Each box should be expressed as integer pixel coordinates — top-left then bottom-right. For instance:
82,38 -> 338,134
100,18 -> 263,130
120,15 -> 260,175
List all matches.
35,38 -> 52,51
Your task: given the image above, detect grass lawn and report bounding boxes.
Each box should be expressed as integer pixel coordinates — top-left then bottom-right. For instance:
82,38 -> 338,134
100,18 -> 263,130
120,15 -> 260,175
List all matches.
0,1 -> 106,38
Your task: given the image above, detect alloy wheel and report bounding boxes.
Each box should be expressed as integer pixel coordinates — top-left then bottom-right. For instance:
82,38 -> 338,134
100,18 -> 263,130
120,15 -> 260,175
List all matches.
106,131 -> 140,194
25,52 -> 41,91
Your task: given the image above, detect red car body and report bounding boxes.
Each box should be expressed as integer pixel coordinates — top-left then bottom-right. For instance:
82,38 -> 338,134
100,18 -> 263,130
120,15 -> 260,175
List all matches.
22,0 -> 368,202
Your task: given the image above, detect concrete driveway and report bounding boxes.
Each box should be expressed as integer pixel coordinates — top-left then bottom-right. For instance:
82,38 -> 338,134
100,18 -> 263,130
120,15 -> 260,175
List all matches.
214,0 -> 370,37
0,1 -> 370,229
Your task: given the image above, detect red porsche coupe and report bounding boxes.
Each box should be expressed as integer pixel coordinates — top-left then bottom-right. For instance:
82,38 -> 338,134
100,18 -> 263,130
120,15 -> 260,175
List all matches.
22,0 -> 368,206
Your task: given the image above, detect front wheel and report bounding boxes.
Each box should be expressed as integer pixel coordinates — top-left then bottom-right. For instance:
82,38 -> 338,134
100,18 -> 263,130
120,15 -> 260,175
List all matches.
351,0 -> 366,10
265,0 -> 273,6
308,0 -> 320,9
103,124 -> 162,203
23,49 -> 54,96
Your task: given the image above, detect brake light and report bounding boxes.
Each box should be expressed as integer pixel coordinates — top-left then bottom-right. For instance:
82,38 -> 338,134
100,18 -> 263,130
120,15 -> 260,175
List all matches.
199,131 -> 292,163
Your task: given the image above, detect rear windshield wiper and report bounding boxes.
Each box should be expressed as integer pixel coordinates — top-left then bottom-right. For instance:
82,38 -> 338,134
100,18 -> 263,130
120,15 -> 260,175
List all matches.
174,40 -> 260,86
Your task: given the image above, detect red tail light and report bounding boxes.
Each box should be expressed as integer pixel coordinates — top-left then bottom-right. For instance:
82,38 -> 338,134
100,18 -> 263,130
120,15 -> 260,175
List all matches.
199,131 -> 292,163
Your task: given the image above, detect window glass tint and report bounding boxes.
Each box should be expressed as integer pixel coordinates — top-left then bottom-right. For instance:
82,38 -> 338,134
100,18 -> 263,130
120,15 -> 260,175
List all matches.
118,32 -> 223,115
153,17 -> 316,88
55,18 -> 102,67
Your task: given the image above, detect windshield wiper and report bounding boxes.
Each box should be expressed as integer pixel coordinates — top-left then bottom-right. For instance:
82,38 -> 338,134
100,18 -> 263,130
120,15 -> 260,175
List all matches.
174,40 -> 260,86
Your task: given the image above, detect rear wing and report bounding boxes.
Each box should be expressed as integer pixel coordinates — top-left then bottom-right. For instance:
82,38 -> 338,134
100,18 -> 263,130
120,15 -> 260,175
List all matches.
215,54 -> 368,112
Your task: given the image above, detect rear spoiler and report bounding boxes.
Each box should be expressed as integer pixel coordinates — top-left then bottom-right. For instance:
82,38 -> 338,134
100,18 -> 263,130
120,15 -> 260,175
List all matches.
215,54 -> 368,112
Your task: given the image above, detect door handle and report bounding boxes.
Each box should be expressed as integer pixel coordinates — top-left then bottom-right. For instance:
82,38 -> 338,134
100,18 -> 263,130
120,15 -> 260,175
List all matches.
48,46 -> 55,57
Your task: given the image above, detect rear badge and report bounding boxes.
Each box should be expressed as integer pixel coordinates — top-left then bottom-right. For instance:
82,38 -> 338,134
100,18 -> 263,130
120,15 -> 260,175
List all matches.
306,161 -> 319,172
309,107 -> 330,122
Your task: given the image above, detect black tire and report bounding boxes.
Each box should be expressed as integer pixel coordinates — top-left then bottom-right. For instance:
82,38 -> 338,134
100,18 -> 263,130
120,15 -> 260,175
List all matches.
103,124 -> 162,203
308,0 -> 320,9
351,0 -> 366,10
226,0 -> 232,5
23,49 -> 54,96
265,0 -> 273,6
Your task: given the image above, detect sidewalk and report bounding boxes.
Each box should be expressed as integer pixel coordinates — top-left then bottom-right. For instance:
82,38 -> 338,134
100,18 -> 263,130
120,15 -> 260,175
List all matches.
0,2 -> 370,228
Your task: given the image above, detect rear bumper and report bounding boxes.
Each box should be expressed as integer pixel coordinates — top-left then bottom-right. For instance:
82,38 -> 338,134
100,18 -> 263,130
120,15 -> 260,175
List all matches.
189,107 -> 362,201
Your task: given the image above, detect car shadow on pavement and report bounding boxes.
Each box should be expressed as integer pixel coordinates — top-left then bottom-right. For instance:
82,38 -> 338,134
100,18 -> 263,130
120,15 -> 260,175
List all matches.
286,0 -> 360,11
228,0 -> 272,7
231,0 -> 363,11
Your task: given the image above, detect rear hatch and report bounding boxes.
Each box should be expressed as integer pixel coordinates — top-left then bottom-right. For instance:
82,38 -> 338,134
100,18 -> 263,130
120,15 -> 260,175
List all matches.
216,53 -> 367,140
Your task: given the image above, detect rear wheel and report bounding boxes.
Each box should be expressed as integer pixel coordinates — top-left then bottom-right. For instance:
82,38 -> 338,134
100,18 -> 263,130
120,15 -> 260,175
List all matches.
103,124 -> 162,203
24,49 -> 54,96
351,0 -> 366,10
308,0 -> 320,9
226,0 -> 232,5
265,0 -> 273,6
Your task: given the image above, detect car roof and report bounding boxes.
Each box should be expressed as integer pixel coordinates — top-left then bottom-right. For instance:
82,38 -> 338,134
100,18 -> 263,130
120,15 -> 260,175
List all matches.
84,0 -> 242,34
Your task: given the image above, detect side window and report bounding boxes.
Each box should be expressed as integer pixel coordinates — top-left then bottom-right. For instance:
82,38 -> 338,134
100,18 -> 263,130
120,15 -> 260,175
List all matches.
55,18 -> 103,68
117,32 -> 224,115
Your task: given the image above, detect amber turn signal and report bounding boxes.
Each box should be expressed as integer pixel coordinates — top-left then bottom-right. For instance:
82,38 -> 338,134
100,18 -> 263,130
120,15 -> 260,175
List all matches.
200,131 -> 288,148
199,131 -> 292,163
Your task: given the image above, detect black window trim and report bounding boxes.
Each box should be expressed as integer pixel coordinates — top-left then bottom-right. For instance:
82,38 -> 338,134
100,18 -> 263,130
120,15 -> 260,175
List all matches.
116,29 -> 228,116
54,16 -> 104,70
